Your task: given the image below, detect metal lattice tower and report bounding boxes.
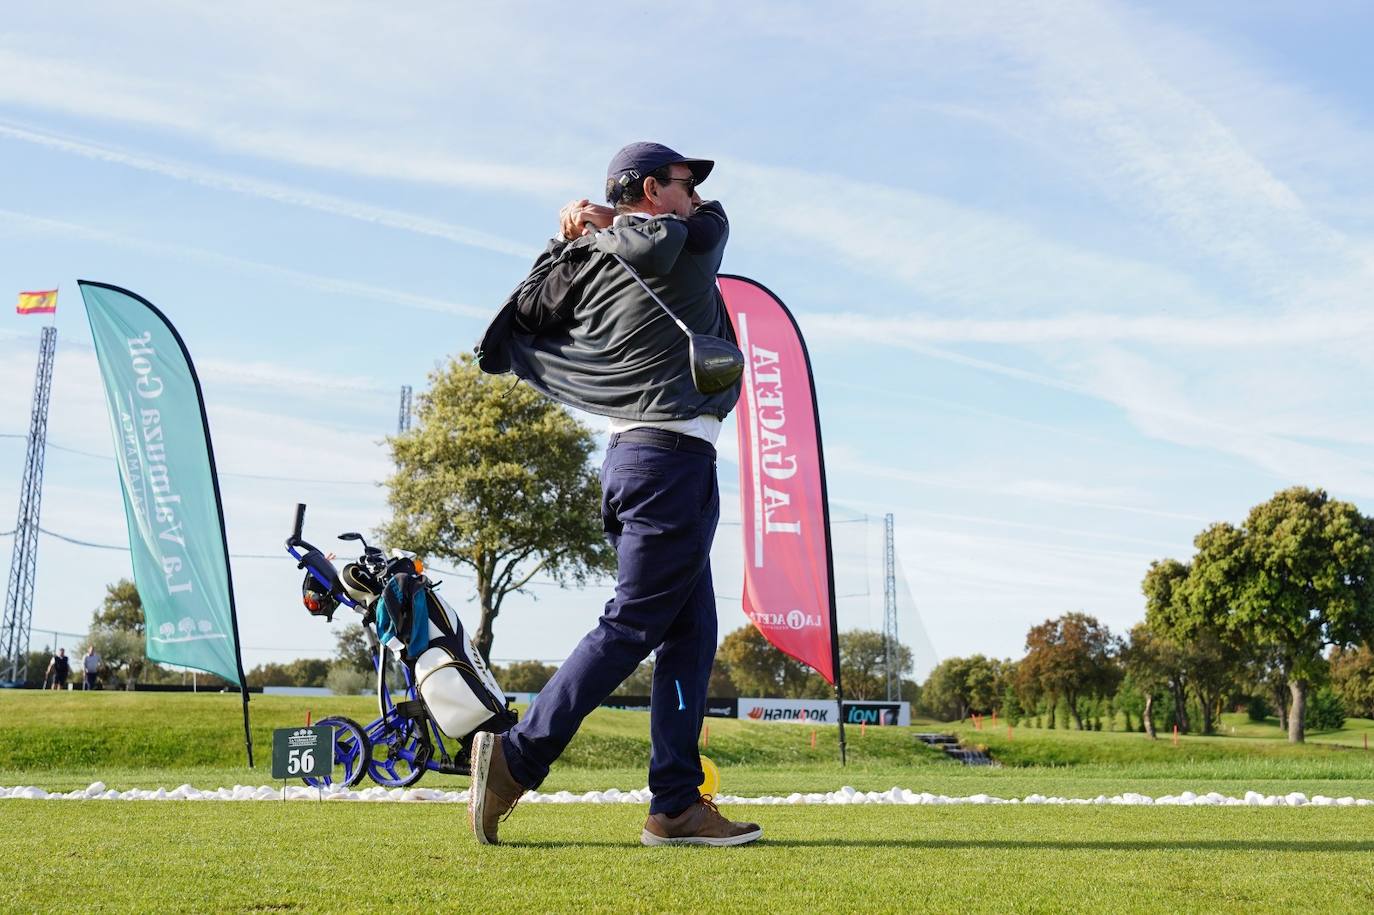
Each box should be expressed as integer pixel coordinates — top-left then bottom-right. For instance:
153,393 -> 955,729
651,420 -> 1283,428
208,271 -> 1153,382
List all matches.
1,326 -> 57,685
398,385 -> 413,433
883,512 -> 899,701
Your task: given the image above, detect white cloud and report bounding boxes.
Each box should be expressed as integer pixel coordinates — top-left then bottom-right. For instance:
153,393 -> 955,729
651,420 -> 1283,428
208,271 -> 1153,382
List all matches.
1075,346 -> 1374,498
0,121 -> 537,258
0,334 -> 392,479
960,0 -> 1370,304
803,308 -> 1374,348
0,208 -> 495,323
0,32 -> 581,194
719,159 -> 1221,319
824,444 -> 1208,522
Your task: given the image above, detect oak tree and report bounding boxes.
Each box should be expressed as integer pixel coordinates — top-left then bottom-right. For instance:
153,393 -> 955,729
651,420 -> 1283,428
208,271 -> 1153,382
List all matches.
717,624 -> 822,698
1018,613 -> 1120,730
379,355 -> 615,663
1197,488 -> 1374,742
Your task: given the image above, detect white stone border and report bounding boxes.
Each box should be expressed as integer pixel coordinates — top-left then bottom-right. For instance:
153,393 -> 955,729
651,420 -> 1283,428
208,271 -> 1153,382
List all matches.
2,783 -> 1372,807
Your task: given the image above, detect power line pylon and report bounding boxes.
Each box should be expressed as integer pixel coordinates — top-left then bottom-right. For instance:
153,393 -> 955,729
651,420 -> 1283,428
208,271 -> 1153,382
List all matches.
883,512 -> 899,701
1,326 -> 57,685
398,385 -> 413,434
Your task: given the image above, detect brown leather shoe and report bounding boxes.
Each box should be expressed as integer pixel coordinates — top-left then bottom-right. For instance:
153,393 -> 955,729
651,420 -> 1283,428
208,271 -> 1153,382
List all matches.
641,795 -> 762,846
468,732 -> 525,845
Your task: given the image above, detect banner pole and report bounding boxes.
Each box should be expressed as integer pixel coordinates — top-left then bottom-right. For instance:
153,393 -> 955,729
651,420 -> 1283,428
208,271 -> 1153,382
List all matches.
210,418 -> 253,769
170,297 -> 255,769
831,573 -> 846,766
168,297 -> 255,769
238,682 -> 254,767
790,292 -> 845,768
808,333 -> 845,765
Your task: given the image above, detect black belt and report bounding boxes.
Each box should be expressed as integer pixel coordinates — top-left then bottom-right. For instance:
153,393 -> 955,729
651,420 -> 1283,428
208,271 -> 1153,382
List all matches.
608,428 -> 716,458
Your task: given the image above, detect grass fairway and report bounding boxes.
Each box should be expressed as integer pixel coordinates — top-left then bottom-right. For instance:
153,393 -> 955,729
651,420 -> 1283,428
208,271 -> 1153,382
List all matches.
3,802 -> 1372,914
3,691 -> 1374,912
5,692 -> 1372,797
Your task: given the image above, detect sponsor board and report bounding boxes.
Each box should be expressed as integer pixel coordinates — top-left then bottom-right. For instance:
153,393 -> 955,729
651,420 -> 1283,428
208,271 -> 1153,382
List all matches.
737,698 -> 839,723
733,698 -> 911,725
705,699 -> 739,719
843,701 -> 910,727
507,693 -> 904,725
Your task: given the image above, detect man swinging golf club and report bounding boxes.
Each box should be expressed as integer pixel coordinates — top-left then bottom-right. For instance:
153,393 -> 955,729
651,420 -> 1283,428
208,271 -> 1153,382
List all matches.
473,141 -> 759,846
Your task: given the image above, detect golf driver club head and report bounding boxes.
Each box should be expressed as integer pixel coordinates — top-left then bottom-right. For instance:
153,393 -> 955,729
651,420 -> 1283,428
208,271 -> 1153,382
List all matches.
689,333 -> 745,394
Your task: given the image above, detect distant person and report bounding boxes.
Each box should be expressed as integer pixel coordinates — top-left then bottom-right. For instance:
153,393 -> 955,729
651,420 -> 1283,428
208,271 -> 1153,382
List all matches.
46,649 -> 70,690
82,646 -> 101,690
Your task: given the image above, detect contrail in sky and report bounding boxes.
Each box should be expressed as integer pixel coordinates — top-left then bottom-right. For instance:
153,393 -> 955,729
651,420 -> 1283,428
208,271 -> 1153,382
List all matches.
0,120 -> 537,259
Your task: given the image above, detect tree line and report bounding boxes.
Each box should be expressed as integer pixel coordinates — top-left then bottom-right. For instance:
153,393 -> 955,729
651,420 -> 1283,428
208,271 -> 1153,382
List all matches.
920,487 -> 1374,743
365,360 -> 1370,743
28,579 -> 361,694
492,625 -> 920,702
44,355 -> 1373,749
54,591 -> 923,706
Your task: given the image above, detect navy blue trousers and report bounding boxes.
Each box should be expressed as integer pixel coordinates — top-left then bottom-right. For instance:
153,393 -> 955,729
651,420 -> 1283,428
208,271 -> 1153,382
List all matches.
502,430 -> 719,816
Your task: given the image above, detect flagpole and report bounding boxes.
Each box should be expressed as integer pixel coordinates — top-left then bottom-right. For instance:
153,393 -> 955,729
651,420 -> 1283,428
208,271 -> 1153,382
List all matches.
783,290 -> 846,766
180,325 -> 255,769
821,469 -> 846,767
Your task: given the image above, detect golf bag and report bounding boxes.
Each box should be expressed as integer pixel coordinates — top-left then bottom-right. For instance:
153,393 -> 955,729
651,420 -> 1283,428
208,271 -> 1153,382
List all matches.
376,572 -> 516,739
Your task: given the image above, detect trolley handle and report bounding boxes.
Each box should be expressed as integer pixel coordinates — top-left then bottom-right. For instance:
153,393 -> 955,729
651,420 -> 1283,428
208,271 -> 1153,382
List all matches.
285,501 -> 346,600
286,503 -> 316,553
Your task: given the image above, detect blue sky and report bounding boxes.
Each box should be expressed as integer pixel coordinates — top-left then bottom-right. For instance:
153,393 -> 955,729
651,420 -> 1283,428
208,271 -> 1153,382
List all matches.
2,1 -> 1371,677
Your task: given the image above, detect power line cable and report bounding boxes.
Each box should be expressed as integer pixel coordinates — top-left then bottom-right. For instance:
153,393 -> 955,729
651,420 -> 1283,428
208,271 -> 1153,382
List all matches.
2,528 -> 872,598
36,527 -> 129,551
6,528 -> 580,588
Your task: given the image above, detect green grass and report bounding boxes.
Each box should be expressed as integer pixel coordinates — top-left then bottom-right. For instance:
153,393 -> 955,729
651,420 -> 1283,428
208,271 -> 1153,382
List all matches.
5,692 -> 1374,913
1218,712 -> 1374,747
947,716 -> 1374,775
0,690 -> 933,777
3,691 -> 1373,798
2,803 -> 1372,914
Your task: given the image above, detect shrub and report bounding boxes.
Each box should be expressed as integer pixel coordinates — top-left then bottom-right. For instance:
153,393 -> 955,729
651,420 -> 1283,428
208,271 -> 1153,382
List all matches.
1330,645 -> 1374,719
1246,696 -> 1270,723
325,664 -> 370,696
1304,687 -> 1346,732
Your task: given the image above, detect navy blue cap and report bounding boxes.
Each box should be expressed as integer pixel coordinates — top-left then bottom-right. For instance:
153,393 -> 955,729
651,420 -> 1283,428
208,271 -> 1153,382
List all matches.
606,142 -> 713,202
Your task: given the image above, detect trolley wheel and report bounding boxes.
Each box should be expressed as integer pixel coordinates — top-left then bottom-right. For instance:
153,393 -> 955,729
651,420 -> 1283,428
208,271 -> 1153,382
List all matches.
303,716 -> 370,789
366,716 -> 431,788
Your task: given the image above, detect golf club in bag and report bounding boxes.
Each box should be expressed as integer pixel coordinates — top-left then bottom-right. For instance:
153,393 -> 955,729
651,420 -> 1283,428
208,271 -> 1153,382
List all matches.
287,504 -> 515,786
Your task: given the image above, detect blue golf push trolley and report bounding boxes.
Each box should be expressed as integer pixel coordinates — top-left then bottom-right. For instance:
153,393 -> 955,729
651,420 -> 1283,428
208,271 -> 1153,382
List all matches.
285,503 -> 516,789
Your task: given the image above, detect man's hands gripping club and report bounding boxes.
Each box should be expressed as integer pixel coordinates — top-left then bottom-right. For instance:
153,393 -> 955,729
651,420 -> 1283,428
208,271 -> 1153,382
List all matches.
559,198 -> 615,240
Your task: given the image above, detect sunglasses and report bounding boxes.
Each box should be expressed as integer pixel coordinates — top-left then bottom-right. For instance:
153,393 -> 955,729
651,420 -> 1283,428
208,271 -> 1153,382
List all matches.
658,175 -> 696,194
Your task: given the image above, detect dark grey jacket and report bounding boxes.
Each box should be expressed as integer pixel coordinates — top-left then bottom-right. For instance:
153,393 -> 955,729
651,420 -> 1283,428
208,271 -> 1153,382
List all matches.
477,201 -> 741,421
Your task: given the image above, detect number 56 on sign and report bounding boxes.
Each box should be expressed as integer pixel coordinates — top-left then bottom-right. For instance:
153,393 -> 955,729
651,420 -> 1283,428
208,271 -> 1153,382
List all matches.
271,726 -> 334,780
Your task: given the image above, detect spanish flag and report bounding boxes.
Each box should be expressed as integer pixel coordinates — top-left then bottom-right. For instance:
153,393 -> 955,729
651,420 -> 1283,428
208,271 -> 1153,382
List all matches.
16,289 -> 58,315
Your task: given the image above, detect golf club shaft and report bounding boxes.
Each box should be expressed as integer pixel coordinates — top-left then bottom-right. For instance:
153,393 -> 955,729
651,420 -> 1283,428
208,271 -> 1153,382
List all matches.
610,254 -> 692,336
581,221 -> 693,337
